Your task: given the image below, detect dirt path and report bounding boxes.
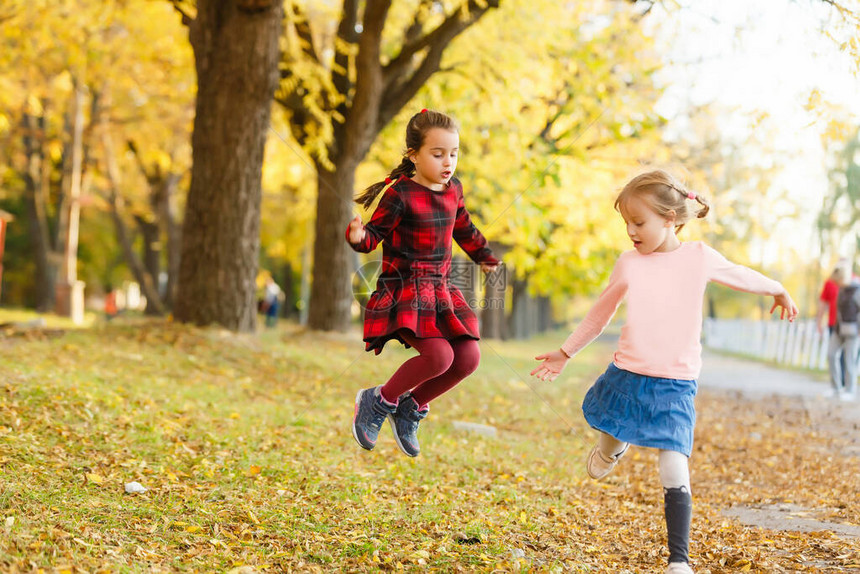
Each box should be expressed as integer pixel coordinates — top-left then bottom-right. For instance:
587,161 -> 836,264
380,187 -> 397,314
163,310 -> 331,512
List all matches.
697,351 -> 860,546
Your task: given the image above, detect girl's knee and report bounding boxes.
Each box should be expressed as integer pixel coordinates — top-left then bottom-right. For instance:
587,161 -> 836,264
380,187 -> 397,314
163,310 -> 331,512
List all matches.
420,340 -> 456,374
452,342 -> 481,375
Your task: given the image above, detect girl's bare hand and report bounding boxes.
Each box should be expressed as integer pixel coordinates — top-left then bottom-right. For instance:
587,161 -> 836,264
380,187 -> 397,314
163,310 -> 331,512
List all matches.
530,349 -> 570,382
770,290 -> 799,322
348,215 -> 365,244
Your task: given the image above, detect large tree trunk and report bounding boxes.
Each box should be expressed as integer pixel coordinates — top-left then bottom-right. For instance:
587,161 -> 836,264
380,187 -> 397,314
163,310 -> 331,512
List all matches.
307,164 -> 360,331
173,0 -> 282,331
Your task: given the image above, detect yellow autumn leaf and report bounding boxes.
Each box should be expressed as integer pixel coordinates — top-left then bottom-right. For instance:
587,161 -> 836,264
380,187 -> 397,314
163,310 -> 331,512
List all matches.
86,473 -> 105,485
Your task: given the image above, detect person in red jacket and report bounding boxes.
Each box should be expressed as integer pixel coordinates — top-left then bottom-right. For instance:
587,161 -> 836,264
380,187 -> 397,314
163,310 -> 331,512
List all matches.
347,109 -> 500,457
104,284 -> 118,320
816,262 -> 845,336
817,259 -> 858,396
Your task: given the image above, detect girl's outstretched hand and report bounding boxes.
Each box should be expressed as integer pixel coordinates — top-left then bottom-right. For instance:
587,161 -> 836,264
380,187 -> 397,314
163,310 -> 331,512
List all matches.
531,349 -> 569,382
770,290 -> 799,322
348,215 -> 365,244
481,262 -> 500,274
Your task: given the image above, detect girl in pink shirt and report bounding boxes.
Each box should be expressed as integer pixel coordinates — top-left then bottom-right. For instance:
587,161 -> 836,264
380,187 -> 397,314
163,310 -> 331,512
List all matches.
531,170 -> 798,574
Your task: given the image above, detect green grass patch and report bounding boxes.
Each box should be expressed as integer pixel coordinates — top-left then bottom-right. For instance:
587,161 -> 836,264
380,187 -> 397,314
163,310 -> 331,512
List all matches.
0,319 -> 612,571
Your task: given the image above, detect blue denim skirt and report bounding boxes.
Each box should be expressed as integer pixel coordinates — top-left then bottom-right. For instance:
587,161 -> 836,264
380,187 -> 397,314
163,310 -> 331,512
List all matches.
582,363 -> 697,456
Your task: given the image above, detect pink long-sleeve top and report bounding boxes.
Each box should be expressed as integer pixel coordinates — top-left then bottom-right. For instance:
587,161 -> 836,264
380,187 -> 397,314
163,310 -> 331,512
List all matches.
561,241 -> 785,380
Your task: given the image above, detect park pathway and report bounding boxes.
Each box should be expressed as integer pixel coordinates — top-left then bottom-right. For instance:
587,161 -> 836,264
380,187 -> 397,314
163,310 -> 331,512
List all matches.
697,350 -> 860,543
698,349 -> 860,430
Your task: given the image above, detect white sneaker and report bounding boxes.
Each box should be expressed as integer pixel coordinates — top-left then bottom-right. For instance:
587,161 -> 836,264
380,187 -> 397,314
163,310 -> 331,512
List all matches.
586,443 -> 629,480
666,562 -> 694,574
840,392 -> 856,402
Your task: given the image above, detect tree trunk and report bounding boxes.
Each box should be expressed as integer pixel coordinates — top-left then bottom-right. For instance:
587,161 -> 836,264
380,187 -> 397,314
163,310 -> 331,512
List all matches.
54,81 -> 85,323
21,110 -> 56,311
128,141 -> 183,311
481,242 -> 509,339
307,164 -> 359,331
100,99 -> 166,316
509,277 -> 534,340
173,0 -> 282,331
163,173 -> 182,309
135,213 -> 162,315
537,296 -> 553,334
280,262 -> 294,320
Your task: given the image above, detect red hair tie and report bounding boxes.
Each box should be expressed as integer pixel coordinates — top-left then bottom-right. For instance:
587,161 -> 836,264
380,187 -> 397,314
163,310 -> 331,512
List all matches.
420,108 -> 427,114
384,177 -> 392,184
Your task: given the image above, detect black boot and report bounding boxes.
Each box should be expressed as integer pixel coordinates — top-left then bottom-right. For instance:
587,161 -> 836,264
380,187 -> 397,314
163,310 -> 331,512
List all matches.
664,486 -> 692,565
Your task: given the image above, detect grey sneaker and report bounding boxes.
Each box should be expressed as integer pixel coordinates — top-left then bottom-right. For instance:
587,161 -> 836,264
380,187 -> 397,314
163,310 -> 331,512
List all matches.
352,386 -> 396,451
389,392 -> 428,457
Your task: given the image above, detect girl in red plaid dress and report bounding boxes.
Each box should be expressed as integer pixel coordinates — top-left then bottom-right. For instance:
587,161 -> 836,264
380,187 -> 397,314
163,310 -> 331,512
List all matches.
347,109 -> 500,457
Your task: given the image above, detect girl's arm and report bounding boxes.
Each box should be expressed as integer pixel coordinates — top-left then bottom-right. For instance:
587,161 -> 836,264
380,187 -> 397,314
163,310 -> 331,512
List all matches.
452,185 -> 500,266
705,245 -> 798,320
560,261 -> 628,357
532,260 -> 628,381
345,187 -> 404,253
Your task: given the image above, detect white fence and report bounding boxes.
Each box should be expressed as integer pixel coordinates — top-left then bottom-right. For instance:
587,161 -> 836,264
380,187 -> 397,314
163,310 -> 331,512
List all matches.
702,318 -> 828,371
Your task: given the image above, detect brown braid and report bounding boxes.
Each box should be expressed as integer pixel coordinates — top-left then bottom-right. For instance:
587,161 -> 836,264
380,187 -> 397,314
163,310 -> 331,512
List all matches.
355,158 -> 415,209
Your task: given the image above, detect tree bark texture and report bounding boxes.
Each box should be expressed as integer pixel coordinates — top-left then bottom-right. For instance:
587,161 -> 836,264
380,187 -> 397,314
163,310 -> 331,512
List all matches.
21,110 -> 57,311
174,0 -> 282,331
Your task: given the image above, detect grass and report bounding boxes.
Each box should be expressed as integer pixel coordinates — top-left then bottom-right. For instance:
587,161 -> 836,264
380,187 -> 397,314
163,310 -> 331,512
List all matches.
0,315 -> 857,572
0,318 -> 608,572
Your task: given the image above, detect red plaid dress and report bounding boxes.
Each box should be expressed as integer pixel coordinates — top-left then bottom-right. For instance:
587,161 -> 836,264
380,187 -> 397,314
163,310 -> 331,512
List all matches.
346,176 -> 500,354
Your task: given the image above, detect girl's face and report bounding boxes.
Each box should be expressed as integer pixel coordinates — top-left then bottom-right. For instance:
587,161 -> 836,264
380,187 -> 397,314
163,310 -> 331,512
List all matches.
619,194 -> 679,254
409,128 -> 459,191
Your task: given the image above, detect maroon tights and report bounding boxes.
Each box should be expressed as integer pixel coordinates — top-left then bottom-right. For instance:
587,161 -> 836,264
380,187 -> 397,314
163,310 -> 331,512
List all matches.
379,331 -> 481,408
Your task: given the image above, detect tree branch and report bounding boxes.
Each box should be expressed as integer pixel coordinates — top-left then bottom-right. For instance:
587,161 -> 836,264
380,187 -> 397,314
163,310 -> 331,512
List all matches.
379,0 -> 500,128
101,131 -> 166,315
126,140 -> 157,187
333,0 -> 360,116
382,0 -> 500,93
168,0 -> 193,26
339,0 -> 391,163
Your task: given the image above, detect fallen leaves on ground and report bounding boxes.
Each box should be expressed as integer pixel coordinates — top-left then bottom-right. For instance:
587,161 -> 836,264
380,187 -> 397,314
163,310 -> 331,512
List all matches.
0,319 -> 856,572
